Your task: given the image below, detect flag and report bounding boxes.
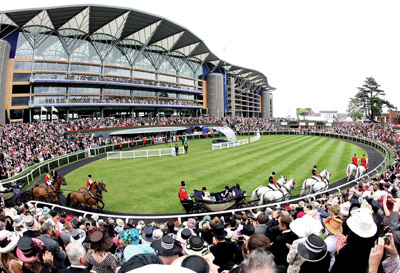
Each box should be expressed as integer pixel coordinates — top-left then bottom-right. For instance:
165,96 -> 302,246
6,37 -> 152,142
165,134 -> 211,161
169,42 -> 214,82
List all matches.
41,106 -> 47,112
51,106 -> 58,113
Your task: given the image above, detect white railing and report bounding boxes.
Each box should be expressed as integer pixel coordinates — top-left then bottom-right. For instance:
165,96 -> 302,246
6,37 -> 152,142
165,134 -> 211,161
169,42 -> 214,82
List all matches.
24,131 -> 390,223
107,147 -> 185,160
212,138 -> 249,150
250,130 -> 261,143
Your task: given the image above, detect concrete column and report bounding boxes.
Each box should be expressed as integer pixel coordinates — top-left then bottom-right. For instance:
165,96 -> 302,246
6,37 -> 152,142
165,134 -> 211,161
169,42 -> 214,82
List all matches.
261,91 -> 273,119
230,77 -> 235,117
0,40 -> 11,124
206,73 -> 224,117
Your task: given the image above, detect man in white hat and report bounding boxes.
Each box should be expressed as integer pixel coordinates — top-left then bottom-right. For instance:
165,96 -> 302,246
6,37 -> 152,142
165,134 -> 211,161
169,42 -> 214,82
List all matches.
23,215 -> 39,238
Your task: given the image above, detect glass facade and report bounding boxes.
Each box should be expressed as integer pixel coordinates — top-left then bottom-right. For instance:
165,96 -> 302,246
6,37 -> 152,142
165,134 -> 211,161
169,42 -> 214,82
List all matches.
69,87 -> 101,94
70,64 -> 101,74
34,62 -> 68,71
133,90 -> 157,97
34,86 -> 67,94
14,61 -> 32,71
104,67 -> 130,77
33,96 -> 66,104
13,73 -> 30,82
103,88 -> 131,95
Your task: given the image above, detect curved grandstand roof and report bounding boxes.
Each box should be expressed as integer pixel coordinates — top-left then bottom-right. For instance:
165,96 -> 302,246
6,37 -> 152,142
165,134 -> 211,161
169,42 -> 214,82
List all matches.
0,4 -> 274,91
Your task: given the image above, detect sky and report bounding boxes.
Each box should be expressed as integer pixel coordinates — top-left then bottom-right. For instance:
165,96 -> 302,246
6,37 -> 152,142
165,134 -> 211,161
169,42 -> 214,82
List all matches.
3,0 -> 400,118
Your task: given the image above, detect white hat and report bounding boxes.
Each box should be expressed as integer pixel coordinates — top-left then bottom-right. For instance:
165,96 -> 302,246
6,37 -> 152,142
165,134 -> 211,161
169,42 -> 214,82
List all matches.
347,209 -> 377,238
70,229 -> 86,244
0,231 -> 19,253
340,201 -> 351,217
289,215 -> 322,238
13,215 -> 24,227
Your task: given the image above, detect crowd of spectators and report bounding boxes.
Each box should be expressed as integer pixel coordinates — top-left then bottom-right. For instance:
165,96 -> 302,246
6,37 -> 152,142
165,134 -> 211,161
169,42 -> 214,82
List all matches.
1,118 -> 399,181
2,159 -> 400,273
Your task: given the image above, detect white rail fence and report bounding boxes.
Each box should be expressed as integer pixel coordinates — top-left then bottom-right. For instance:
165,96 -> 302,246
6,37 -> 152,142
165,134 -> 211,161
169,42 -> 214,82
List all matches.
107,147 -> 185,160
212,131 -> 260,150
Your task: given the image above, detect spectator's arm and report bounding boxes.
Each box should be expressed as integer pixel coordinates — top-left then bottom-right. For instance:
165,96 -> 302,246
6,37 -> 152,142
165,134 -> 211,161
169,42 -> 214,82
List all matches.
383,195 -> 391,217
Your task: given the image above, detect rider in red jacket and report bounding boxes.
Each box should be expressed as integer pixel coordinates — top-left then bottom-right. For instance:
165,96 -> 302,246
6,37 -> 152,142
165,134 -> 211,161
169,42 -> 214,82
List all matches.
352,154 -> 358,167
361,154 -> 368,169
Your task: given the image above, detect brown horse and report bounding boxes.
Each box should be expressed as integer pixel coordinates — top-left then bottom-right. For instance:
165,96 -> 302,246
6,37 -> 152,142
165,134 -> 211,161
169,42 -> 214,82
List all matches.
66,181 -> 108,212
32,176 -> 67,204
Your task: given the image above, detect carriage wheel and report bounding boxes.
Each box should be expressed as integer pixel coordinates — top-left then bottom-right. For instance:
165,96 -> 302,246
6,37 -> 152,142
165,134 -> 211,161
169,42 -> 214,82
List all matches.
19,191 -> 33,203
188,206 -> 208,214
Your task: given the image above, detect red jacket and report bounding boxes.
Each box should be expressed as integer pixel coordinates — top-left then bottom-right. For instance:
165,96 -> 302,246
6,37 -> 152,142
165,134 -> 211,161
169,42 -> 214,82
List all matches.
361,157 -> 368,169
179,187 -> 189,201
352,157 -> 358,166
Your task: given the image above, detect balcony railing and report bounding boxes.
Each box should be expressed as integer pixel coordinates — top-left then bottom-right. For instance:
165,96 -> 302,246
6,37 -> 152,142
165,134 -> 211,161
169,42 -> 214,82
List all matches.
29,98 -> 203,108
30,75 -> 203,93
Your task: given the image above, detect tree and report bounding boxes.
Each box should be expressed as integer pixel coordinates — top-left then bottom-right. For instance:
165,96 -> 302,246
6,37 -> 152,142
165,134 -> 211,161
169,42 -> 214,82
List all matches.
347,98 -> 363,121
353,77 -> 394,121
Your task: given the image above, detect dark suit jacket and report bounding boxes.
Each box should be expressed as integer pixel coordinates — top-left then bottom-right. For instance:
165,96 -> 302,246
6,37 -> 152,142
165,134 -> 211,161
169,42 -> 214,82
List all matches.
270,230 -> 298,267
23,230 -> 40,238
37,234 -> 66,269
58,267 -> 90,273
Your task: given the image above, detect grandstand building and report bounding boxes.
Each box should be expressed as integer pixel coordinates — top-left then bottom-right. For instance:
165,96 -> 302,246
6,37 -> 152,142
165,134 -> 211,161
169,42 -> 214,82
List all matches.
0,5 -> 275,124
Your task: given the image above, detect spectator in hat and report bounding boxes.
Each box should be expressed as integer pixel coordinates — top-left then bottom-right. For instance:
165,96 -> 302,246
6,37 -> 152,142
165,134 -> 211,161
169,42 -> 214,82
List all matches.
59,242 -> 90,273
0,230 -> 22,273
150,235 -> 182,265
323,216 -> 343,271
37,222 -> 66,270
220,186 -> 230,200
16,236 -> 52,273
12,215 -> 25,237
22,215 -> 40,238
179,181 -> 193,212
297,234 -> 330,273
287,215 -> 323,273
141,226 -> 156,246
210,223 -> 237,271
171,255 -> 211,273
87,230 -> 117,273
331,209 -> 377,273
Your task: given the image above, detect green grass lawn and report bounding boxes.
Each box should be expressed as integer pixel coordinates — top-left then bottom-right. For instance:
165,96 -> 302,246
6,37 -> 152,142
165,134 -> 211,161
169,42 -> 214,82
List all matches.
63,135 -> 366,214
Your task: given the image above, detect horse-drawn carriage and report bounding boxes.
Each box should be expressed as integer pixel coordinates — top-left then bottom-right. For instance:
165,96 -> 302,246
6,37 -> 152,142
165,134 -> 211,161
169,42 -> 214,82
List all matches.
181,186 -> 259,213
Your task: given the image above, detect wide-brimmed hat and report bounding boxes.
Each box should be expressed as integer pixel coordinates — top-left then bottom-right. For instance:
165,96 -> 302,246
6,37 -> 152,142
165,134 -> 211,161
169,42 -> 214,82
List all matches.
71,229 -> 86,244
347,208 -> 377,238
24,215 -> 35,229
340,201 -> 351,217
119,228 -> 140,245
13,215 -> 24,227
89,231 -> 113,251
123,244 -> 156,261
290,215 -> 322,238
16,237 -> 44,263
171,255 -> 210,273
141,226 -> 156,242
212,223 -> 227,239
0,231 -> 19,253
297,234 -> 328,262
185,236 -> 209,256
116,219 -> 124,227
150,235 -> 182,257
324,217 -> 343,235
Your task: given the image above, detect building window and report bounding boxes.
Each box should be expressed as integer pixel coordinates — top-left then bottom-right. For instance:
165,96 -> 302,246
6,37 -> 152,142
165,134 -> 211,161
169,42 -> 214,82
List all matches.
14,62 -> 32,71
70,64 -> 101,74
12,97 -> 29,106
13,73 -> 31,82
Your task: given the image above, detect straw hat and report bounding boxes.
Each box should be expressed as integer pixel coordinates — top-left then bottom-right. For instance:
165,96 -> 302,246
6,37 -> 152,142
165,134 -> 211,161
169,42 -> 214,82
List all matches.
347,208 -> 377,238
0,231 -> 19,253
290,215 -> 322,238
324,216 -> 343,235
116,219 -> 124,227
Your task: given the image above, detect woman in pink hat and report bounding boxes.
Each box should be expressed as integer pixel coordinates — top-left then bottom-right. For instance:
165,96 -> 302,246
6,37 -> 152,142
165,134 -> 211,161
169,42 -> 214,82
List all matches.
0,230 -> 22,273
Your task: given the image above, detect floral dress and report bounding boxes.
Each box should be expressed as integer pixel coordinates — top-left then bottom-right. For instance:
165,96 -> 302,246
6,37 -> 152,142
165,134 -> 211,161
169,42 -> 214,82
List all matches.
87,249 -> 117,273
287,238 -> 304,273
